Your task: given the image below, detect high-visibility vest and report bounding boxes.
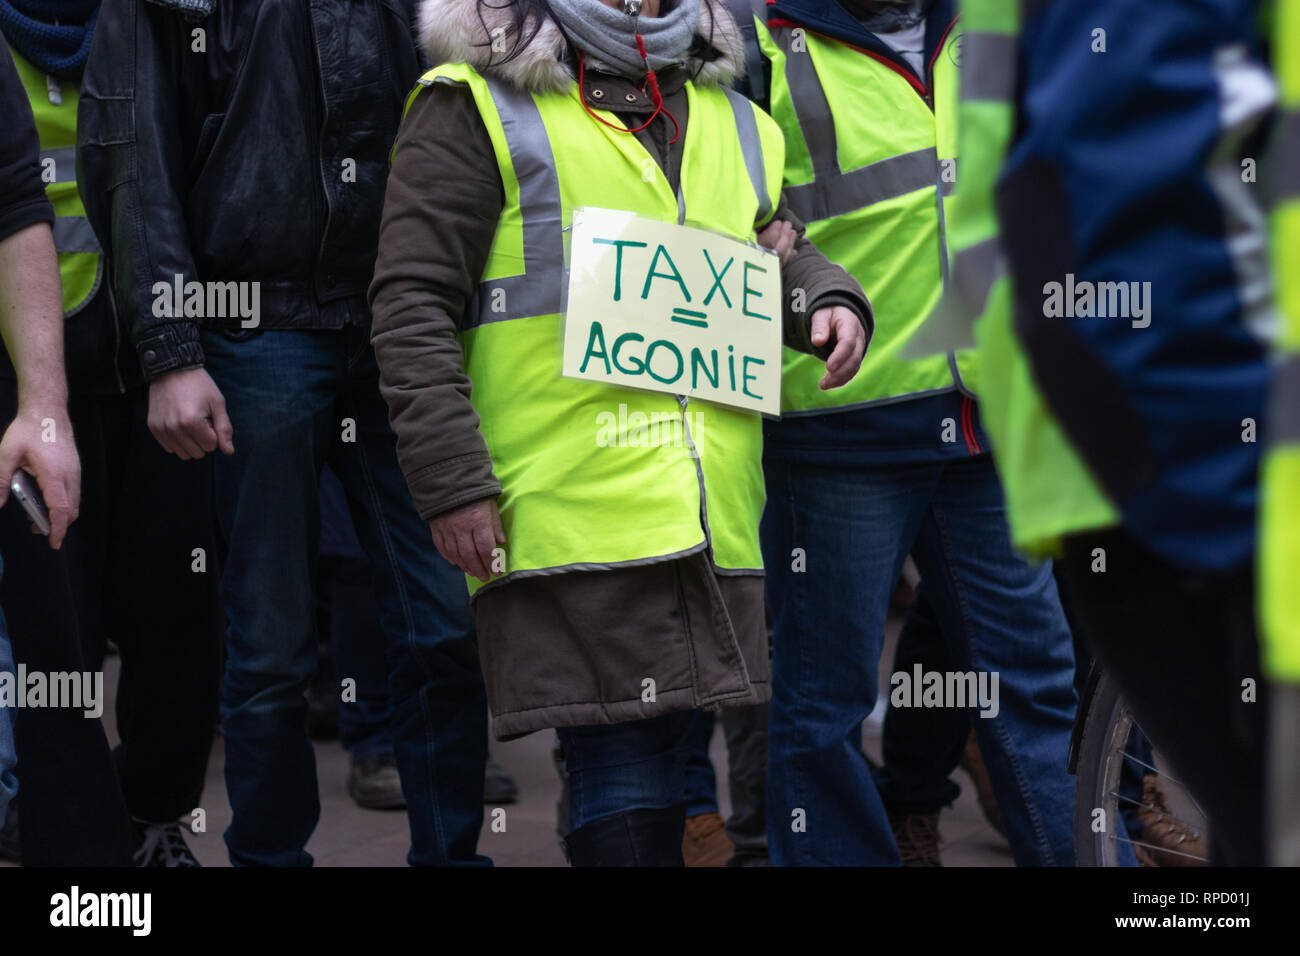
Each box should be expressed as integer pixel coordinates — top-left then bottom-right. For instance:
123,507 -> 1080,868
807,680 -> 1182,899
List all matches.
408,63 -> 785,595
754,16 -> 977,414
1260,0 -> 1300,681
944,0 -> 1119,558
8,48 -> 101,316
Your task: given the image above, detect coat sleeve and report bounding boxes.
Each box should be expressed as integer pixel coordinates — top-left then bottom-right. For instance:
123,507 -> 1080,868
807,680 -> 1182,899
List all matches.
77,0 -> 204,381
771,195 -> 875,359
369,81 -> 505,521
0,49 -> 54,243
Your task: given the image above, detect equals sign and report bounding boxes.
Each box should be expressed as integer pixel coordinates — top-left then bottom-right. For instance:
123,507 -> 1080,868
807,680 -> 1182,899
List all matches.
671,308 -> 708,328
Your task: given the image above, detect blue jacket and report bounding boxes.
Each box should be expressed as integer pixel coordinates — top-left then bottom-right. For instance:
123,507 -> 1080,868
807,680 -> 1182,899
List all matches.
998,0 -> 1274,571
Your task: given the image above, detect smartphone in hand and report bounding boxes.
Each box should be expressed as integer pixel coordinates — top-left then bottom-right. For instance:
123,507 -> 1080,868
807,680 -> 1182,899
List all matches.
10,469 -> 50,535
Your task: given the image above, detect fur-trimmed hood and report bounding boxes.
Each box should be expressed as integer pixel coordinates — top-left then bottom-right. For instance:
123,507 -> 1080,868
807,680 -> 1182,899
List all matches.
418,0 -> 746,93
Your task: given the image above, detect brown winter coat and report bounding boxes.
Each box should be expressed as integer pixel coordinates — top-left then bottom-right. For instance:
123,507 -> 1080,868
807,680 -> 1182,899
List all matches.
369,0 -> 872,738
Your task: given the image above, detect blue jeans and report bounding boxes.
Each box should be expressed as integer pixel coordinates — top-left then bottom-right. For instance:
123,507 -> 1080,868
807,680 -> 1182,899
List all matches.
203,327 -> 489,866
0,555 -> 16,824
319,467 -> 392,761
761,453 -> 1077,866
682,711 -> 720,818
557,712 -> 696,832
873,586 -> 967,812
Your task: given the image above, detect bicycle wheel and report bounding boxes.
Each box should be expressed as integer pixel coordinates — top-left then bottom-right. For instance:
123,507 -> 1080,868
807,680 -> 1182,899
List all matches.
1073,671 -> 1210,865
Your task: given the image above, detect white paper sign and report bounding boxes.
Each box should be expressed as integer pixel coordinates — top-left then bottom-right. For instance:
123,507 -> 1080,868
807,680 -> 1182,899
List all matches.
561,207 -> 782,415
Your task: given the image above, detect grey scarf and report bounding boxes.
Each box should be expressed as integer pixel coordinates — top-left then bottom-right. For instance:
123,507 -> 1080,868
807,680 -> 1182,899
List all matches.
546,0 -> 702,77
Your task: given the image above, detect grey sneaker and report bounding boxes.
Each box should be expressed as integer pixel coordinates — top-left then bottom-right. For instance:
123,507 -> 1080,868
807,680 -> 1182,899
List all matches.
132,820 -> 201,867
348,753 -> 406,810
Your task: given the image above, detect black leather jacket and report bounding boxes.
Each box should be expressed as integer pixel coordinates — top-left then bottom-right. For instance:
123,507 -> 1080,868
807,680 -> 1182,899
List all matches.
78,0 -> 423,381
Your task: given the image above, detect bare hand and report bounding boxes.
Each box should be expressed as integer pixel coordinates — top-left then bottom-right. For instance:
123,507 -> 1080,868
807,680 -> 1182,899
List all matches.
811,306 -> 866,390
430,498 -> 506,582
148,367 -> 235,460
0,409 -> 80,548
756,219 -> 798,266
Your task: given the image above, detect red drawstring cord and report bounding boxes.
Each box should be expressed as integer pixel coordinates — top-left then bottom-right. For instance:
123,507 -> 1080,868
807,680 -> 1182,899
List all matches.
578,33 -> 680,143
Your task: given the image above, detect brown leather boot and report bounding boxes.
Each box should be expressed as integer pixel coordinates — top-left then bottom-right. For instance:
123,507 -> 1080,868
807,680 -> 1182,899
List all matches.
887,809 -> 943,866
682,812 -> 734,867
1134,774 -> 1208,866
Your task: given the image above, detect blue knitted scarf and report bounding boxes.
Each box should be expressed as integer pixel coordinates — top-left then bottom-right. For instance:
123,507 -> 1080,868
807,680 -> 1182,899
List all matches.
0,0 -> 100,79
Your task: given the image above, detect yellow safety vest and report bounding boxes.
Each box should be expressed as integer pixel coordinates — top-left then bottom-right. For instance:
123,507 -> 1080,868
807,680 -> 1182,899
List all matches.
9,47 -> 101,316
1259,0 -> 1300,681
408,63 -> 785,595
755,17 -> 977,414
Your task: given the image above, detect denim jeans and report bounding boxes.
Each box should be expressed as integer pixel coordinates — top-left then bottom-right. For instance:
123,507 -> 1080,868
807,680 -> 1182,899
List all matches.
681,706 -> 770,861
761,453 -> 1078,866
557,712 -> 696,832
0,555 -> 17,824
873,586 -> 967,813
319,467 -> 392,761
202,327 -> 488,866
682,711 -> 720,818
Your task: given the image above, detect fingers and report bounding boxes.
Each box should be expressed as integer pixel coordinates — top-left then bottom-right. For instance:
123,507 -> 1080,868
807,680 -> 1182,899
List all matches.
64,454 -> 81,526
818,309 -> 866,390
38,466 -> 71,549
810,309 -> 831,348
471,521 -> 499,581
431,504 -> 505,582
455,524 -> 491,581
490,502 -> 506,546
757,220 -> 797,264
211,395 -> 236,456
184,414 -> 220,456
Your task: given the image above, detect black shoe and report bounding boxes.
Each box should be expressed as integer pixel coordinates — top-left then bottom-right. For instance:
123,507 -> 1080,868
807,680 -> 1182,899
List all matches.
0,802 -> 19,864
562,805 -> 687,867
484,757 -> 519,805
132,820 -> 201,867
348,753 -> 406,810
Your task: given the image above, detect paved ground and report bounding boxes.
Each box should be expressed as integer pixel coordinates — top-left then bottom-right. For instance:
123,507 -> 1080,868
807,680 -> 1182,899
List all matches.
8,617 -> 1014,867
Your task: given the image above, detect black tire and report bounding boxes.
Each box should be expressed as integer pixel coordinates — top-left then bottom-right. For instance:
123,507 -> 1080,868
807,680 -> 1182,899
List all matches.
1072,671 -> 1128,866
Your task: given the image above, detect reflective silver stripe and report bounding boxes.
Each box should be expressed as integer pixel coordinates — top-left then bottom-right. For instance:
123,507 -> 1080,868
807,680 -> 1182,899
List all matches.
1270,354 -> 1300,446
466,76 -> 567,330
722,87 -> 774,224
1274,109 -> 1300,203
951,235 -> 1003,319
774,28 -> 939,223
52,216 -> 100,254
961,32 -> 1018,103
785,146 -> 941,223
39,146 -> 77,184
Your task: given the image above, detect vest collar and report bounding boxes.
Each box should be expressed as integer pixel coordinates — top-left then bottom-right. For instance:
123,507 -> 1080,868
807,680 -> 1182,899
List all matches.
418,0 -> 745,94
